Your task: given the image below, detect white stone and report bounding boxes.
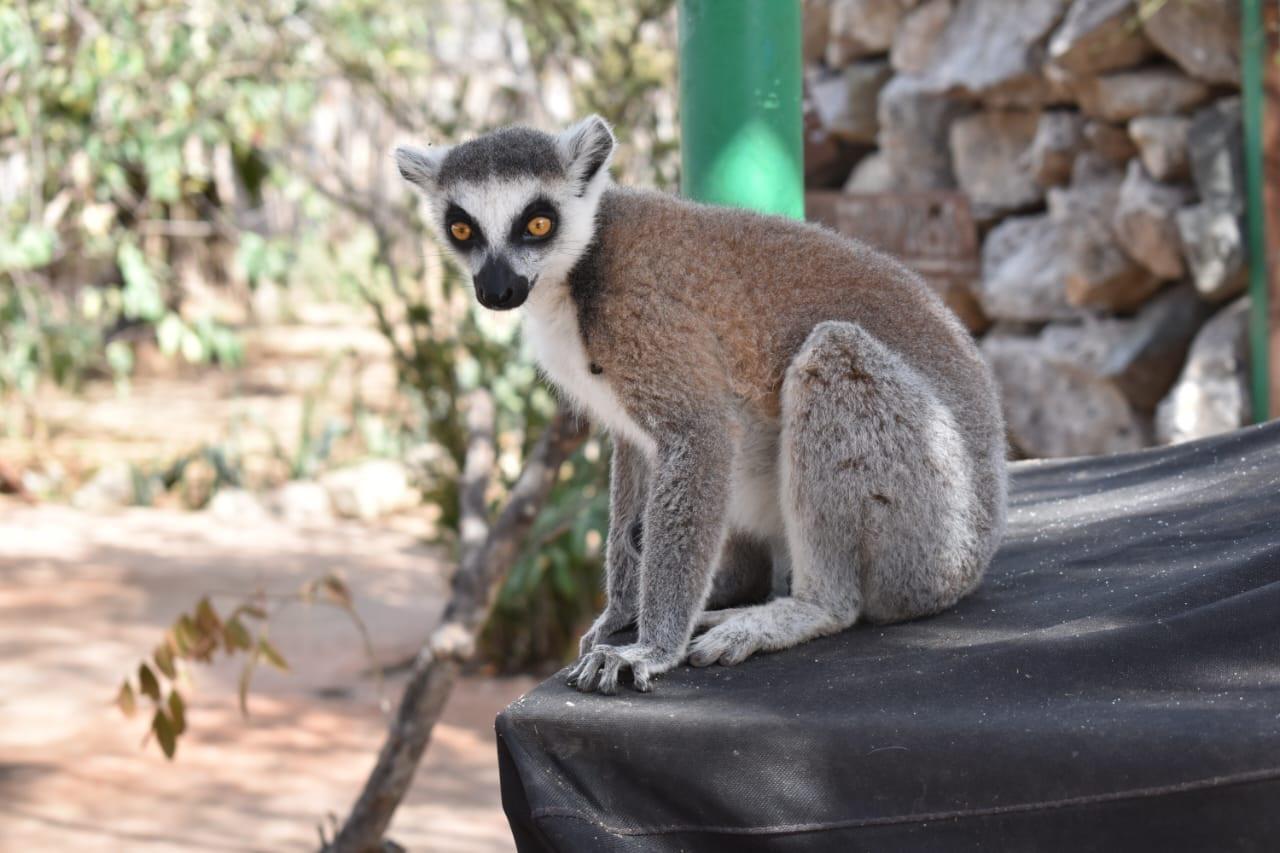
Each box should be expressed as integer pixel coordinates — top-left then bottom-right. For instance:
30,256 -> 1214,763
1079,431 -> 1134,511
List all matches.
207,488 -> 271,521
1155,297 -> 1252,444
321,460 -> 417,520
268,480 -> 334,524
1128,115 -> 1191,182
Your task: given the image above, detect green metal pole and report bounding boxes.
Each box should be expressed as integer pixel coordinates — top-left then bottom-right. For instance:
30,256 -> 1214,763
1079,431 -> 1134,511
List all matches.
1242,0 -> 1271,421
678,0 -> 804,219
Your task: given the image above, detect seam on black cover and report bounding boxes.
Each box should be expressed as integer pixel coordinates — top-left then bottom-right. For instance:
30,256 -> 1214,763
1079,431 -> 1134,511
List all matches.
530,766 -> 1280,838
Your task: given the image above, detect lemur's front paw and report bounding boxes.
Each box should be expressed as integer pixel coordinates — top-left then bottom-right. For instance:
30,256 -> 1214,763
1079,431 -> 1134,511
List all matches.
566,643 -> 678,694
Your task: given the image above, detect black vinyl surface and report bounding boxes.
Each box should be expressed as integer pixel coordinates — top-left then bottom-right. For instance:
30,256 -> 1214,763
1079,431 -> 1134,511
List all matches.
497,421 -> 1280,852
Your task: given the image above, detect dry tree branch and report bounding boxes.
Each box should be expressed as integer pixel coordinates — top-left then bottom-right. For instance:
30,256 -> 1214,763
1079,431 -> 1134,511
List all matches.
323,401 -> 589,852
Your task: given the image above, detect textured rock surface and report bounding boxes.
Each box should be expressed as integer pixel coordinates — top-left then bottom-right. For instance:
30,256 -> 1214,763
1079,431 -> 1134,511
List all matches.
1128,114 -> 1191,181
804,104 -> 863,188
949,109 -> 1042,216
804,0 -> 833,63
890,0 -> 951,73
827,0 -> 920,66
877,74 -> 967,188
810,61 -> 894,144
1039,284 -> 1211,411
1073,66 -> 1210,122
1030,109 -> 1085,186
804,0 -> 1246,457
979,214 -> 1080,321
1142,0 -> 1241,86
983,334 -> 1146,458
1049,169 -> 1161,310
1177,203 -> 1248,302
1047,0 -> 1153,75
1112,159 -> 1192,280
1177,97 -> 1248,301
1082,119 -> 1136,163
918,0 -> 1067,104
1156,297 -> 1252,443
1187,97 -> 1245,214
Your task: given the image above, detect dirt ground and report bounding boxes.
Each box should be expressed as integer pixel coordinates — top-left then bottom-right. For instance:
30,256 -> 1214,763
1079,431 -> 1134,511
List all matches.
0,498 -> 535,852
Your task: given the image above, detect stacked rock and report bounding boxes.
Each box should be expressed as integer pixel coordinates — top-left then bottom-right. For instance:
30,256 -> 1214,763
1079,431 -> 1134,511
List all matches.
803,0 -> 1252,456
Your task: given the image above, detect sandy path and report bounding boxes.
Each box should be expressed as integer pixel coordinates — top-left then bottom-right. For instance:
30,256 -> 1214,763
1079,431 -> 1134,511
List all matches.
0,499 -> 533,851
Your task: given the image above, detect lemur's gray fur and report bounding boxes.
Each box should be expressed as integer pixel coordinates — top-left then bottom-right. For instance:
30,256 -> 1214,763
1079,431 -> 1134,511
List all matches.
396,116 -> 1008,694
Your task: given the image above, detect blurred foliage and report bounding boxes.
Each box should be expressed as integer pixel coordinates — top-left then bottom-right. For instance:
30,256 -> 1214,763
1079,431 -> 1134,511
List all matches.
117,574 -> 370,759
6,0 -> 676,681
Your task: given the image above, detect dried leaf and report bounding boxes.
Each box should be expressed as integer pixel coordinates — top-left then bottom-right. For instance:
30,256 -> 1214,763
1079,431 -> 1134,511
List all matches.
172,614 -> 196,656
153,642 -> 176,679
321,574 -> 353,608
223,616 -> 252,652
151,709 -> 176,759
138,662 -> 161,702
194,596 -> 221,636
116,681 -> 136,717
168,691 -> 186,735
257,637 -> 289,672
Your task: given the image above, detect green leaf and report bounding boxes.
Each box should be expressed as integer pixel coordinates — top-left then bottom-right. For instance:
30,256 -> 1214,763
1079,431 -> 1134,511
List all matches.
167,691 -> 186,735
223,616 -> 252,651
257,637 -> 289,672
116,681 -> 136,717
151,709 -> 177,759
156,313 -> 185,356
0,224 -> 56,272
138,662 -> 161,702
117,243 -> 165,322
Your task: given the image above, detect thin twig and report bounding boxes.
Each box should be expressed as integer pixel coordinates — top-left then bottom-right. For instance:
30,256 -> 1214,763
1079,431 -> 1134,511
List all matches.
324,404 -> 587,852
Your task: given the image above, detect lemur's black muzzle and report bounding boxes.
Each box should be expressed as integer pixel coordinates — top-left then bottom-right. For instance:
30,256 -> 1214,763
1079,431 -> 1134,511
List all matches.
474,256 -> 530,311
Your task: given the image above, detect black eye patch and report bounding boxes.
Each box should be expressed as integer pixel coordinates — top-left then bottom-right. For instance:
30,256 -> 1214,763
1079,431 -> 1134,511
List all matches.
444,203 -> 485,250
508,197 -> 559,245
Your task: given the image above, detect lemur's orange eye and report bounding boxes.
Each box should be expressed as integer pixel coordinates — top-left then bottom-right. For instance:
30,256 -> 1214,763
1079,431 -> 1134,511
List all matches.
526,216 -> 553,237
450,222 -> 472,241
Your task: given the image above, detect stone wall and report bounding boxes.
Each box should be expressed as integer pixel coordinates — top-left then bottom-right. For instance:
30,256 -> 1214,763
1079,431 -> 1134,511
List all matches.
803,0 -> 1252,457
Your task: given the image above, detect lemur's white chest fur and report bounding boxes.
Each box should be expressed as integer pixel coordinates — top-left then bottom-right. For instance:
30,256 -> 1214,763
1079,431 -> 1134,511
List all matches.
523,284 -> 658,461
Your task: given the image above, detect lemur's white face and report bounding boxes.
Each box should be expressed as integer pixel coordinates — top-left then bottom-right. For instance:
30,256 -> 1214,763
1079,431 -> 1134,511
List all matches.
394,118 -> 614,311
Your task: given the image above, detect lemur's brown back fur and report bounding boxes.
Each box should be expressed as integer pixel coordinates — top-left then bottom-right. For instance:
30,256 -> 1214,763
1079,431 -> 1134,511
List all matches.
571,186 -> 1005,543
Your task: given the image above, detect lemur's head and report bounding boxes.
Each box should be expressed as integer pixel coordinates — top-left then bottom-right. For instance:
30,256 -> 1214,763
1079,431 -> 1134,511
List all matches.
394,116 -> 615,311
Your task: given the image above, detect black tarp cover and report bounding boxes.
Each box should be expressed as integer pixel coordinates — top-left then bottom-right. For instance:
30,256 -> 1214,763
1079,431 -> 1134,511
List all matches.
497,422 -> 1280,852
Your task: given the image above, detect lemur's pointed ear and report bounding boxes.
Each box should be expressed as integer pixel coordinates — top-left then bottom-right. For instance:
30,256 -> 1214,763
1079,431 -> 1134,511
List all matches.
556,115 -> 615,196
394,145 -> 449,192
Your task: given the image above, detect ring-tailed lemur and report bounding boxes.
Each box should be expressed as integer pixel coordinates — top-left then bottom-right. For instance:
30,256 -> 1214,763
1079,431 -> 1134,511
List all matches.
396,116 -> 1007,694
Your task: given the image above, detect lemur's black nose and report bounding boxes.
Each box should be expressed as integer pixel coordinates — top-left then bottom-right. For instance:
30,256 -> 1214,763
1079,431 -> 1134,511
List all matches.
474,256 -> 529,311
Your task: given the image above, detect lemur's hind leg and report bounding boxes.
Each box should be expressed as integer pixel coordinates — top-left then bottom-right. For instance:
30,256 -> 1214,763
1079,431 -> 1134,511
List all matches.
688,321 -> 984,667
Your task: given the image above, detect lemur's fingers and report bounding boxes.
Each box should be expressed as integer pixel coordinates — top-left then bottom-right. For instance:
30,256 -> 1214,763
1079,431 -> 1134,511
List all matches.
597,655 -> 624,695
631,660 -> 653,692
568,644 -> 673,694
688,620 -> 760,667
570,651 -> 604,692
